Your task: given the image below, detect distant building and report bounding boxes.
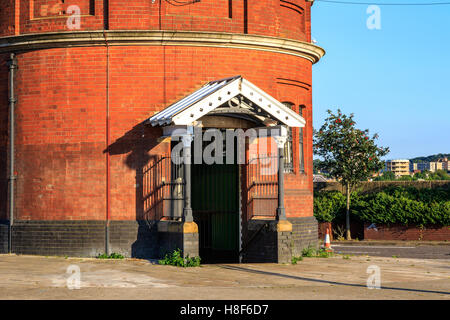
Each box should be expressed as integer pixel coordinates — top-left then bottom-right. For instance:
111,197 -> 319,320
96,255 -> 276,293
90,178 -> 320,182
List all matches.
411,162 -> 430,172
437,157 -> 449,172
386,159 -> 410,177
410,158 -> 448,173
432,162 -> 444,171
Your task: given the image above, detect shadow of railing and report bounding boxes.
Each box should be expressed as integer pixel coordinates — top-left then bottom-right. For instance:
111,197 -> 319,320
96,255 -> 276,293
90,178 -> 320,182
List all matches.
218,265 -> 450,296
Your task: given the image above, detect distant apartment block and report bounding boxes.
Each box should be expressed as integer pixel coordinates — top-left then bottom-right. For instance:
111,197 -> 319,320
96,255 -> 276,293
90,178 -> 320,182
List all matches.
410,162 -> 431,172
410,158 -> 448,173
437,157 -> 449,172
386,159 -> 410,176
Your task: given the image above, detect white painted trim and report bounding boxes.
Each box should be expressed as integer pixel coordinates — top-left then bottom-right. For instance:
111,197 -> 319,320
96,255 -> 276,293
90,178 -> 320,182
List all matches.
241,79 -> 305,128
172,80 -> 241,125
165,78 -> 306,128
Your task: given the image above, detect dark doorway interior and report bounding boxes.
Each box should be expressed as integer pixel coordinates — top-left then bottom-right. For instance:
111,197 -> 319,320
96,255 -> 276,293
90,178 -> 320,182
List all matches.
191,131 -> 240,263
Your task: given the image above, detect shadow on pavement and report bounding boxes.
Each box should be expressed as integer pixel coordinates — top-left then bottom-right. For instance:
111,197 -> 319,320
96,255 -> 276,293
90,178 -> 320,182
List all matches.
218,265 -> 450,296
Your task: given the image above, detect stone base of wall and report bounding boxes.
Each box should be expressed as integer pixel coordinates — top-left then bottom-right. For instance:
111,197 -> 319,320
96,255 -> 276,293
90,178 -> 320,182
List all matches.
10,220 -> 159,258
241,220 -> 278,263
241,220 -> 293,263
290,216 -> 318,256
9,220 -> 202,259
0,220 -> 9,254
110,221 -> 158,258
364,223 -> 450,241
6,218 -> 322,261
277,229 -> 292,264
12,220 -> 107,257
157,221 -> 199,258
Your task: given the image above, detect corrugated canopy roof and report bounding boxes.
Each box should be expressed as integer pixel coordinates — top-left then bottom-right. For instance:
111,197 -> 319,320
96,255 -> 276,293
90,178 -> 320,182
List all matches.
147,76 -> 305,128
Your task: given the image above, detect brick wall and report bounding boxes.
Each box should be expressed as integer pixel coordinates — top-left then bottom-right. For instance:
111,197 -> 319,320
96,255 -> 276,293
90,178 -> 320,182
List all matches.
0,0 -> 15,37
0,0 -> 311,41
6,219 -> 203,258
318,221 -> 364,241
318,221 -> 332,241
241,220 -> 278,263
290,216 -> 318,256
0,220 -> 8,253
110,220 -> 158,258
157,222 -> 199,258
241,219 -> 311,263
0,53 -> 8,221
3,46 -> 314,223
12,220 -> 106,256
19,0 -> 104,35
364,223 -> 450,241
11,220 -> 160,257
277,230 -> 293,263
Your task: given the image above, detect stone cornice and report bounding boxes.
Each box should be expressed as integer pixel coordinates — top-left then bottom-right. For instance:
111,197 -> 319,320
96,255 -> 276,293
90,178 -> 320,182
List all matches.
0,30 -> 325,64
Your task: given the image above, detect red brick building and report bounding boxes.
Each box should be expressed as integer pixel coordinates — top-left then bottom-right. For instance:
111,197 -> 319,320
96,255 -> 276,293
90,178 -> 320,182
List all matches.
0,0 -> 324,262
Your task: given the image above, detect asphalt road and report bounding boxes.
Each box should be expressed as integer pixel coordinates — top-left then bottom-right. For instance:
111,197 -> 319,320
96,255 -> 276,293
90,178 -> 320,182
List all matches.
332,243 -> 450,259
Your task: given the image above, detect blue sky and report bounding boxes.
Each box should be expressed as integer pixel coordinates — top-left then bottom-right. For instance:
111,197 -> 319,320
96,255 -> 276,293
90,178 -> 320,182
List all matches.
311,1 -> 450,160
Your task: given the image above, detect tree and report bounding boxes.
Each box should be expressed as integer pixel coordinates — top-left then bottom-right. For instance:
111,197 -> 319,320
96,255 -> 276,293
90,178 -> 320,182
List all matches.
414,171 -> 429,180
314,109 -> 389,240
434,170 -> 450,180
398,175 -> 413,181
374,171 -> 396,181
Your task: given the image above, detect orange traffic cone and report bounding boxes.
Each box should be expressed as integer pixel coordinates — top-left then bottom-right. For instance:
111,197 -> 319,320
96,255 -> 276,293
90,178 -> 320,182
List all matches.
324,228 -> 332,252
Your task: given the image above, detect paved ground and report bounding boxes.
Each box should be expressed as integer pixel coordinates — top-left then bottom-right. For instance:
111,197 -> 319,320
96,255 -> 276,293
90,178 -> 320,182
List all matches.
332,241 -> 450,259
0,254 -> 449,300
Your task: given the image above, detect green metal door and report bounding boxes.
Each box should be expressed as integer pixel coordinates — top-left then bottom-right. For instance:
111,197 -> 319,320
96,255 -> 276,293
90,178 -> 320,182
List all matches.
192,161 -> 239,263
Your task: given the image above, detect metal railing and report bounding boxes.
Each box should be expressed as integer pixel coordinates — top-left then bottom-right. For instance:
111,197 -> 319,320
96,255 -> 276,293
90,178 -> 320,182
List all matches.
142,155 -> 185,221
246,155 -> 278,219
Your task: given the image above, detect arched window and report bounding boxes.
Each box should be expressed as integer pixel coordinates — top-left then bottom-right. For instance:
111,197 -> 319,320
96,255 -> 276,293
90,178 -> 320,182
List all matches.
282,102 -> 294,173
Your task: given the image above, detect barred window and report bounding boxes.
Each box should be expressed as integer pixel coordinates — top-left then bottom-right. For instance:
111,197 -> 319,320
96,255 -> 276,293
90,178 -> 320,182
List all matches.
299,105 -> 305,173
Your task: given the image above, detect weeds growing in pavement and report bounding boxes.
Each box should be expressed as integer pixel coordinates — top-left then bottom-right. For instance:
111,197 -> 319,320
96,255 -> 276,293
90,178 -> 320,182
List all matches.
291,256 -> 303,264
158,249 -> 201,267
96,252 -> 125,259
296,246 -> 334,259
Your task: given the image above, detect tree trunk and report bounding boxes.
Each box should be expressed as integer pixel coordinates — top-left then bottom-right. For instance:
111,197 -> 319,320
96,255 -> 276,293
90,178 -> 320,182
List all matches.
345,183 -> 352,240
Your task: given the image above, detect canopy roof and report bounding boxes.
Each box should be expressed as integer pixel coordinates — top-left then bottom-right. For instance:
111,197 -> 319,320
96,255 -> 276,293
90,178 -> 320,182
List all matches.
147,76 -> 305,128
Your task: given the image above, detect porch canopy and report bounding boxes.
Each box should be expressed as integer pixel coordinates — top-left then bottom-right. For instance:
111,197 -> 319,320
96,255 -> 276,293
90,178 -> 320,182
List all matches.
146,76 -> 304,223
147,76 -> 305,129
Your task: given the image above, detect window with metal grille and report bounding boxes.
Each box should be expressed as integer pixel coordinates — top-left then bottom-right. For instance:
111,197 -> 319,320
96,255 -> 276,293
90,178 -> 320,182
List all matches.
282,102 -> 294,173
170,140 -> 185,219
299,105 -> 305,173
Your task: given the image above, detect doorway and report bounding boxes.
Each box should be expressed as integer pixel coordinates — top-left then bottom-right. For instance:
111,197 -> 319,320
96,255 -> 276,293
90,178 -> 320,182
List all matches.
191,131 -> 240,263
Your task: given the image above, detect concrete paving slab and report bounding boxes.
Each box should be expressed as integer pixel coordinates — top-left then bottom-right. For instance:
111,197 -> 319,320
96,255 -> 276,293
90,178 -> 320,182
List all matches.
0,254 -> 448,300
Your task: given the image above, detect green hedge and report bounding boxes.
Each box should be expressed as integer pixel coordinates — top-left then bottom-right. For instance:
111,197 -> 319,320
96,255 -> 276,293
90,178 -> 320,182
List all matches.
313,186 -> 450,227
